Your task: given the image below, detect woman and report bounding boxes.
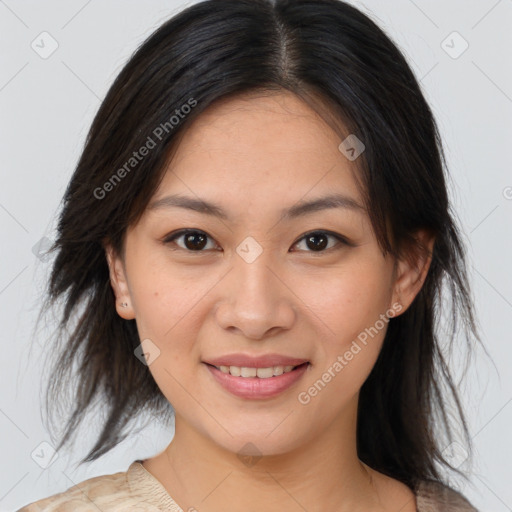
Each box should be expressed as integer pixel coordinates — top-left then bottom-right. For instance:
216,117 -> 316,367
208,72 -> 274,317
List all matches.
18,0 -> 481,510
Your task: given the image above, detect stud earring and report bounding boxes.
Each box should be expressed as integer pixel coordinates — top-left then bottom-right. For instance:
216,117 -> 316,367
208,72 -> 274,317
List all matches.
120,302 -> 128,308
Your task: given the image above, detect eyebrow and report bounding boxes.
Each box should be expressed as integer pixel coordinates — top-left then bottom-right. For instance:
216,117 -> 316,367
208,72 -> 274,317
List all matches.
147,193 -> 365,221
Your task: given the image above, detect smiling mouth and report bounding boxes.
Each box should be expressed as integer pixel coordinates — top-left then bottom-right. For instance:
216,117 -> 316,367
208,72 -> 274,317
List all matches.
204,362 -> 309,379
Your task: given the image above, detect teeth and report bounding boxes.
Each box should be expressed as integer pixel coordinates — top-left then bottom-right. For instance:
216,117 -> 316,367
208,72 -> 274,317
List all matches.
241,367 -> 257,377
218,364 -> 299,378
256,367 -> 273,378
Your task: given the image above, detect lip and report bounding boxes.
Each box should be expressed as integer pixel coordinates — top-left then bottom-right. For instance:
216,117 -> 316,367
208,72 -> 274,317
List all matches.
205,362 -> 310,399
203,353 -> 309,368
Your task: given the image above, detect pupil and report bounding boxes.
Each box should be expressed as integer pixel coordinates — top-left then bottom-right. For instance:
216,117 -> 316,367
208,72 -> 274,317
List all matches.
185,232 -> 207,250
306,233 -> 327,251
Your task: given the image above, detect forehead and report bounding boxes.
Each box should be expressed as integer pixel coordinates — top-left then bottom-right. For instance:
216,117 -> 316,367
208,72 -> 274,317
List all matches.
148,91 -> 364,222
172,90 -> 348,164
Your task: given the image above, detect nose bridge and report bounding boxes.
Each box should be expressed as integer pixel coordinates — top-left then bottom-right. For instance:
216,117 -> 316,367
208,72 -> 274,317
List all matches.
215,237 -> 295,338
235,243 -> 276,299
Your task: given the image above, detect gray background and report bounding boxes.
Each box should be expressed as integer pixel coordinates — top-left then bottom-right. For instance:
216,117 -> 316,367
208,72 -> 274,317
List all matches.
1,0 -> 511,510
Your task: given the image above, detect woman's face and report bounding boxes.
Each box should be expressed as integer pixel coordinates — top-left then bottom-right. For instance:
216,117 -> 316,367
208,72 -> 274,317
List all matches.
107,91 -> 424,456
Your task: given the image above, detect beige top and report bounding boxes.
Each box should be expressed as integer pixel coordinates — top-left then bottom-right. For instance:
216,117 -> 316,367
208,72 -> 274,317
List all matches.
16,460 -> 479,511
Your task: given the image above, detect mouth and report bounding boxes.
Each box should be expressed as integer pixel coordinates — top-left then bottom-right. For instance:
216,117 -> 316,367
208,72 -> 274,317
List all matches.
203,361 -> 310,400
204,362 -> 309,379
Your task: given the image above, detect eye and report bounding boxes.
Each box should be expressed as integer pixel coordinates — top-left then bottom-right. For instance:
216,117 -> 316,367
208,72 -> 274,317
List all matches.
291,230 -> 350,253
163,229 -> 351,253
163,229 -> 218,252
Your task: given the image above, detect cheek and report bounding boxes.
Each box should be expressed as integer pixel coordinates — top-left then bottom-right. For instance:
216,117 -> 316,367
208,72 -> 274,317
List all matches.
298,258 -> 393,339
125,247 -> 211,341
295,257 -> 394,395
126,257 -> 206,398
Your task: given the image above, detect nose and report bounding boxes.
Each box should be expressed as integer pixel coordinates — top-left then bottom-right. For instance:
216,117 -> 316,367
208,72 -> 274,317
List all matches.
214,249 -> 296,340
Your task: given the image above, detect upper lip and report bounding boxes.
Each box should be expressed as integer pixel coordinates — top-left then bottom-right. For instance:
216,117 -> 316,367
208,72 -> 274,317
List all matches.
203,353 -> 309,368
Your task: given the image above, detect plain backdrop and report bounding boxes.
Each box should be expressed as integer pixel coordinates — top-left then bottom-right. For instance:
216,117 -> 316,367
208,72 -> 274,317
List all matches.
1,0 -> 511,510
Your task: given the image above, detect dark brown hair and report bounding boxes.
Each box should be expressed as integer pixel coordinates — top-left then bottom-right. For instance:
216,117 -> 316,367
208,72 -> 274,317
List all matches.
36,0 -> 483,492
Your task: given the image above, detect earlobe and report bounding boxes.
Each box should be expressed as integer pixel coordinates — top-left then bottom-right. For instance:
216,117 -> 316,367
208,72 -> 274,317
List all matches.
104,243 -> 135,320
391,230 -> 435,315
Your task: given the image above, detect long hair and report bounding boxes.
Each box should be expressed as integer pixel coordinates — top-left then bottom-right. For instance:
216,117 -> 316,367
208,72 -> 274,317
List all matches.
37,0 -> 483,491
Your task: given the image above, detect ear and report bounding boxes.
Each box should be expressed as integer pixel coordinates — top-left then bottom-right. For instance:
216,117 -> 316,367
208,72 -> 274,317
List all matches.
104,241 -> 136,320
390,229 -> 435,315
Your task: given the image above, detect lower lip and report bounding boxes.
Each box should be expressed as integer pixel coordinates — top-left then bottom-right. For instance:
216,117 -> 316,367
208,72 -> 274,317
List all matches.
205,362 -> 309,399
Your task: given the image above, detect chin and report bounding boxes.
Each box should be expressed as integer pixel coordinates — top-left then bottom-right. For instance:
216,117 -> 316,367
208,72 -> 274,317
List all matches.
205,427 -> 307,461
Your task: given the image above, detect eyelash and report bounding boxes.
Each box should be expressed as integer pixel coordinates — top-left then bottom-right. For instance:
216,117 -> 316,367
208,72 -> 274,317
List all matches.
162,229 -> 352,254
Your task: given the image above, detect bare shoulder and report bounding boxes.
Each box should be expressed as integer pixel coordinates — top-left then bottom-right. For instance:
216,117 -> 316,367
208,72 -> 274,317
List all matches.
379,475 -> 418,512
364,466 -> 418,512
363,464 -> 478,512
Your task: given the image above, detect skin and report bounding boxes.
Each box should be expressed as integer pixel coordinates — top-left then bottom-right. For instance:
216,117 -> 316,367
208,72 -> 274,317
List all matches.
105,90 -> 434,512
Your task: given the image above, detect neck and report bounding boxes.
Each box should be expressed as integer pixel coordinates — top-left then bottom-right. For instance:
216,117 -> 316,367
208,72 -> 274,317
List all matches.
147,397 -> 392,512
